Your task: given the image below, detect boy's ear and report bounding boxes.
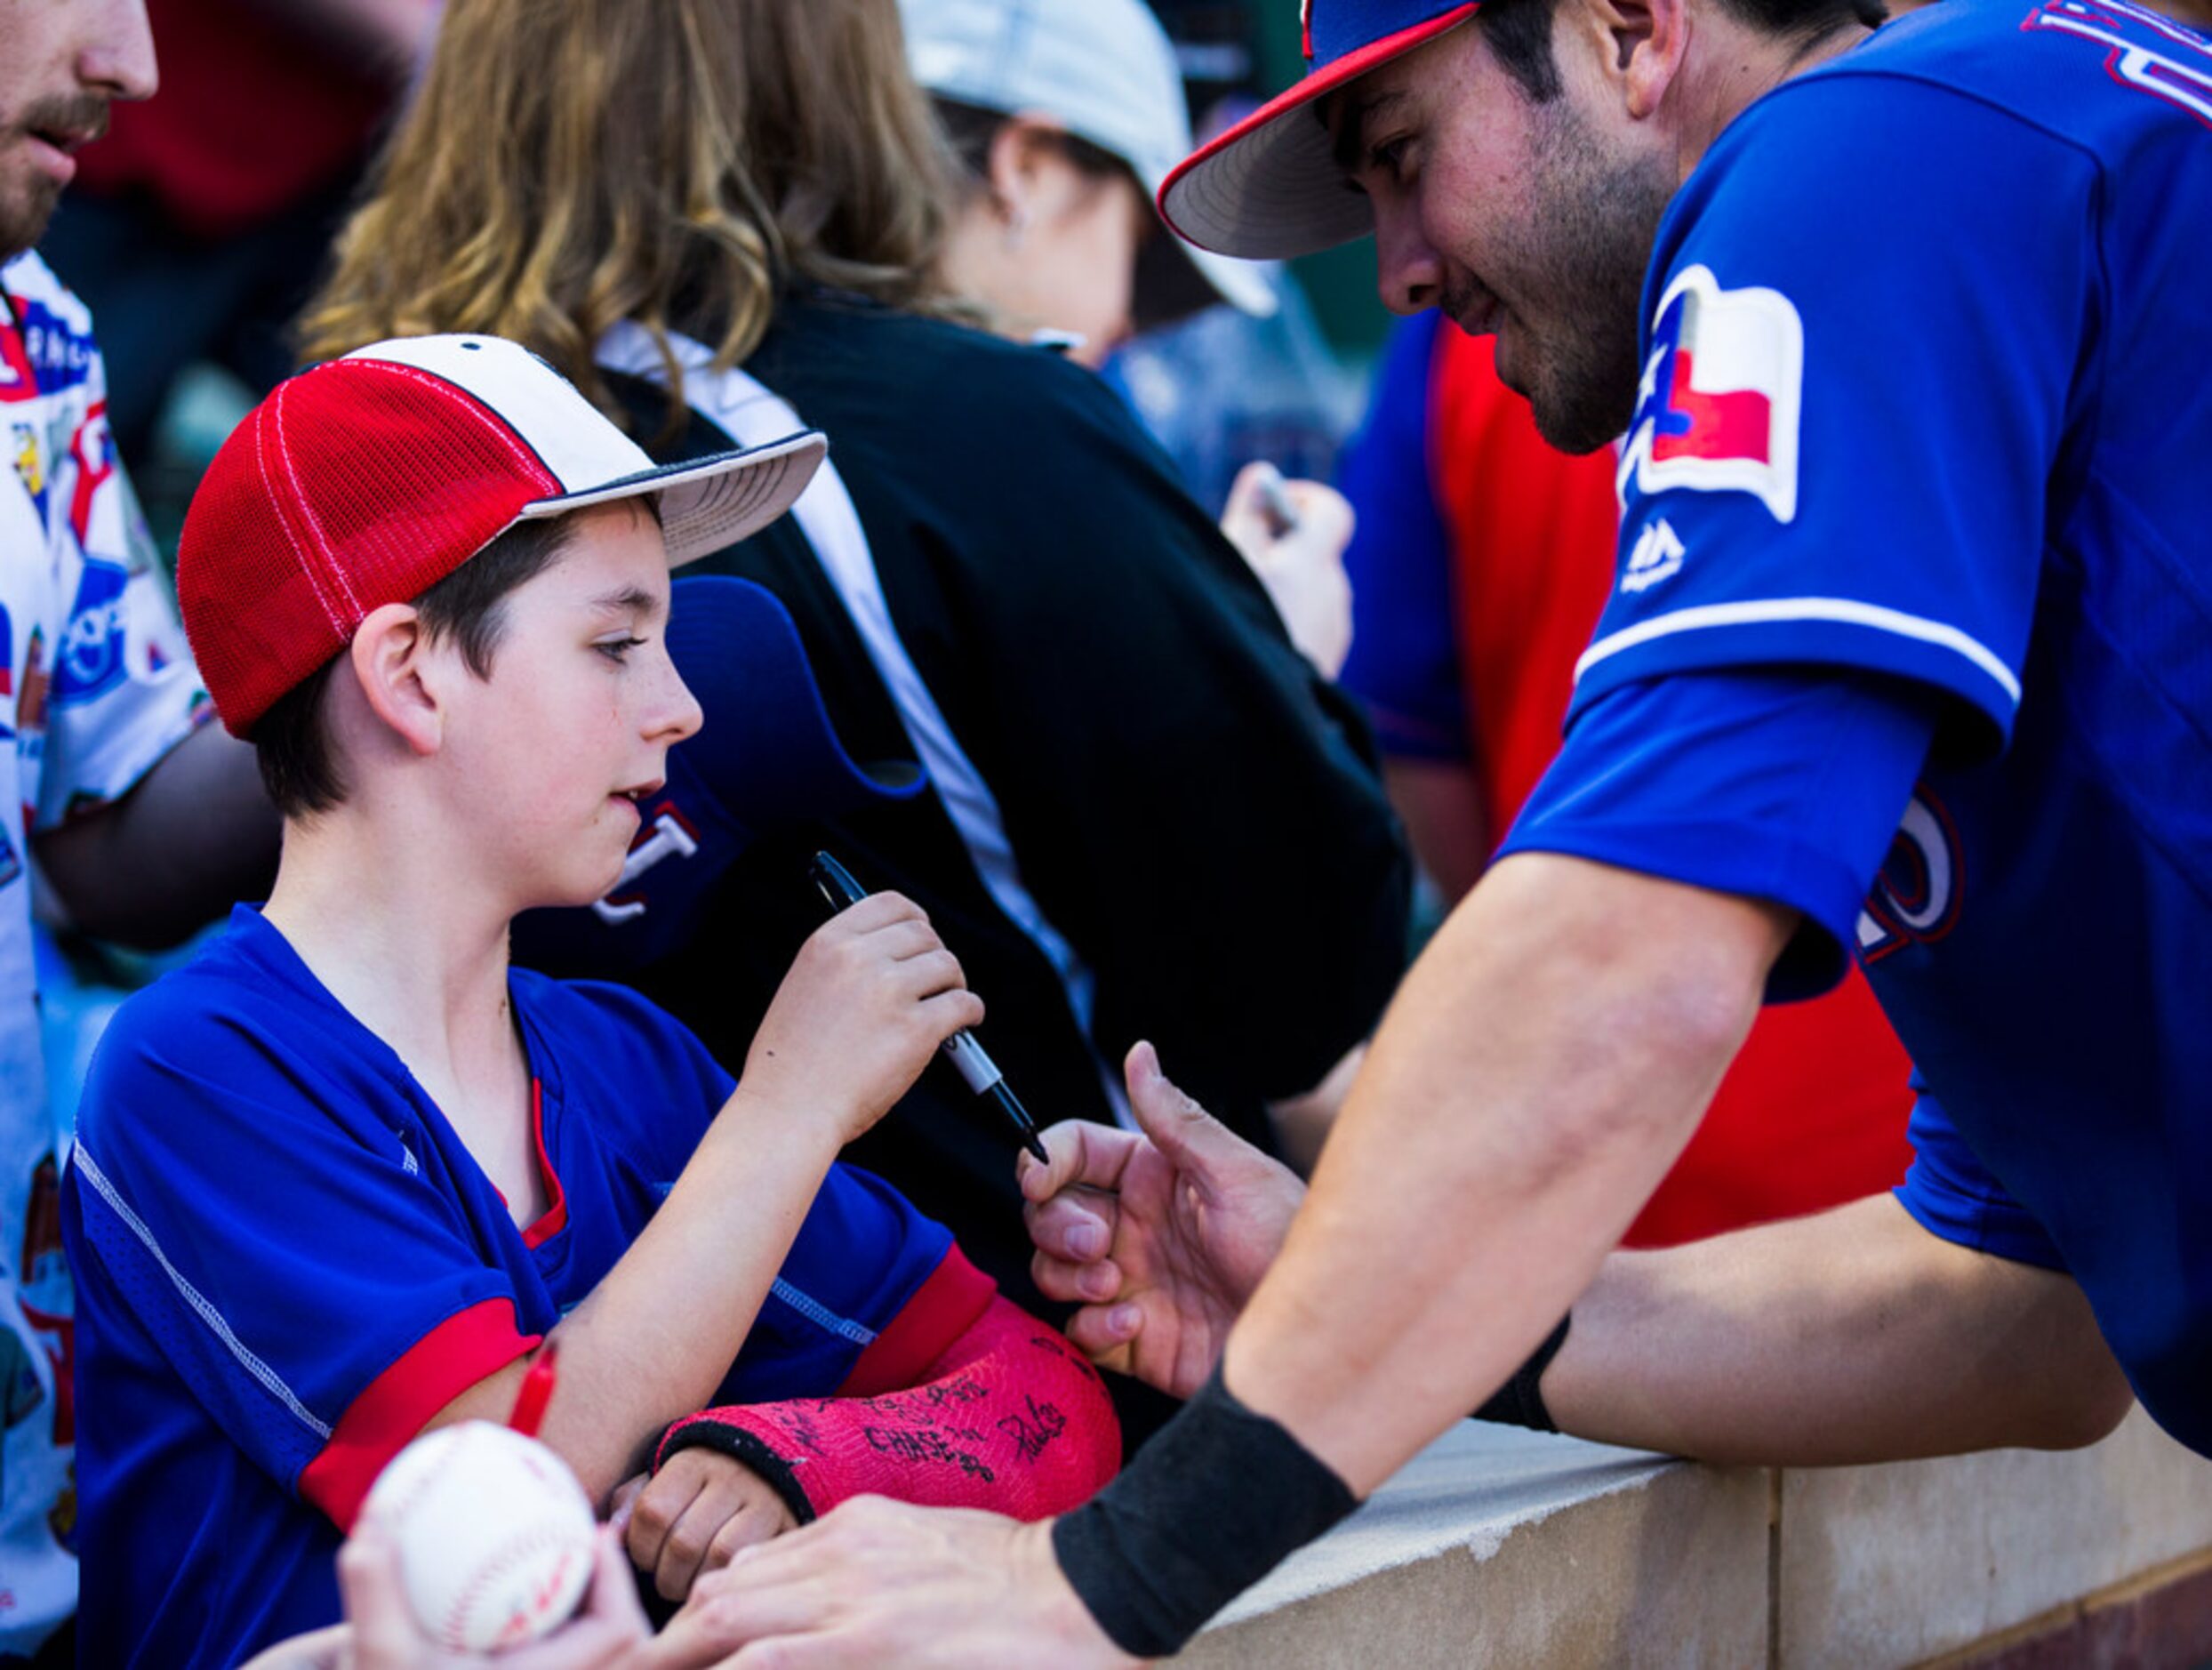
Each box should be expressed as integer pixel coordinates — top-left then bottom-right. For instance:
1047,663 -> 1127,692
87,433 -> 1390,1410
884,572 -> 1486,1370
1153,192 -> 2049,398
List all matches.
349,603 -> 444,758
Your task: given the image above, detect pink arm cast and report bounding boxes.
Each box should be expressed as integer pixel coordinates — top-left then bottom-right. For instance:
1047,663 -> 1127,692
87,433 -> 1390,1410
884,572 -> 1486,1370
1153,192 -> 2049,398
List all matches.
653,1254 -> 1120,1523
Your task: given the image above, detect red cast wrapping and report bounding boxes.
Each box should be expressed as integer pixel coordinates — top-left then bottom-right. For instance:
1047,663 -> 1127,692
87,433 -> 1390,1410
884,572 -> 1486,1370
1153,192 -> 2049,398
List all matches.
655,1264 -> 1120,1523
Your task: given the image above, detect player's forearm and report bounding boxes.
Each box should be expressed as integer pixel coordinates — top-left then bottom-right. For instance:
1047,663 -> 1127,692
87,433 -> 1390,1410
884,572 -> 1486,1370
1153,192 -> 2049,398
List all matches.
1223,853 -> 1787,1494
1543,1193 -> 2136,1464
440,1089 -> 843,1504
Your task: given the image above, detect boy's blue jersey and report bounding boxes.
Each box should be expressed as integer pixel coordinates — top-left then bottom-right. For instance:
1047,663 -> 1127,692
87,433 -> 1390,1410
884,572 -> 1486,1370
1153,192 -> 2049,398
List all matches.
64,907 -> 952,1666
1527,0 -> 2212,1447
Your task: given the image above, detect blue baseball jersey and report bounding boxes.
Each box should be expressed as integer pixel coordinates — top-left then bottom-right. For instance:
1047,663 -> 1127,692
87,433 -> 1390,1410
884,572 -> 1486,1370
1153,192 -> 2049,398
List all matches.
1503,0 -> 2212,1449
63,906 -> 951,1666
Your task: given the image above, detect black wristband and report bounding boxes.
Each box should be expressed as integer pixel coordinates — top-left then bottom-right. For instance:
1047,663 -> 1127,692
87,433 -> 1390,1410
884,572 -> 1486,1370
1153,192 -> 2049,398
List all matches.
1052,1367 -> 1358,1659
656,1421 -> 818,1526
1471,1313 -> 1571,1432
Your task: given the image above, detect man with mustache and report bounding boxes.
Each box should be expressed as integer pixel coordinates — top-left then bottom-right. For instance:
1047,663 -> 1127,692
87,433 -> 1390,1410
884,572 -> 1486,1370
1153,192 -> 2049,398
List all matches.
0,3 -> 276,1659
639,0 -> 2212,1662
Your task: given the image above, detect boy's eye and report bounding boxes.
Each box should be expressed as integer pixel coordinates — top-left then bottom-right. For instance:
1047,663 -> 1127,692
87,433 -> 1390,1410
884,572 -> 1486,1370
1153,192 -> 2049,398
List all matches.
596,636 -> 648,662
1368,137 -> 1411,180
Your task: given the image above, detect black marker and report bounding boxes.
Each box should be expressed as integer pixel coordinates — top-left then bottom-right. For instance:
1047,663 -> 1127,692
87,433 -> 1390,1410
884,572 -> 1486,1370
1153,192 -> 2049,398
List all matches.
808,851 -> 1050,1166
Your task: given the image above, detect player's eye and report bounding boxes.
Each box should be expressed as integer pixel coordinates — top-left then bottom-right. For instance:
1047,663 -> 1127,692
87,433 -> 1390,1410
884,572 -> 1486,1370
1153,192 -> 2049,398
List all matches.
1367,136 -> 1412,181
595,636 -> 648,662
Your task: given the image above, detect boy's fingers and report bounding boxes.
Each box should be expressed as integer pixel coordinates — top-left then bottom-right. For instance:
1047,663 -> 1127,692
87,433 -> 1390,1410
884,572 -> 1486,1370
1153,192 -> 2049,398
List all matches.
817,889 -> 925,935
863,919 -> 947,963
626,1469 -> 701,1575
892,947 -> 967,999
917,987 -> 986,1036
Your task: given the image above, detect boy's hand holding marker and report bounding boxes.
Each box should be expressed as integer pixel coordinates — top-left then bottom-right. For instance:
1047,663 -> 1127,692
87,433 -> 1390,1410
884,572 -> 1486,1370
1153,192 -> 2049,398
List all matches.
738,888 -> 985,1147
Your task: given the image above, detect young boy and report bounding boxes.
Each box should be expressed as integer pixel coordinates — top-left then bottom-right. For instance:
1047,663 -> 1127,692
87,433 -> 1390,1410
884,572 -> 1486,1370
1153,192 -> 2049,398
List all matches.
61,336 -> 1117,1665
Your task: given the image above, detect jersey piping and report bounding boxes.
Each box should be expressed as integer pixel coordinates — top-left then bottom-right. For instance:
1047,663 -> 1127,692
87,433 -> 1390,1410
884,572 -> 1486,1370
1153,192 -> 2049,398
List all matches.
1575,595 -> 2023,707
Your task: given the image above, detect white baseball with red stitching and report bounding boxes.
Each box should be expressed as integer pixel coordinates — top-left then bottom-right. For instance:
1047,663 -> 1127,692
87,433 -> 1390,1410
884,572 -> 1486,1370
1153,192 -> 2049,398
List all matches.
359,1421 -> 597,1652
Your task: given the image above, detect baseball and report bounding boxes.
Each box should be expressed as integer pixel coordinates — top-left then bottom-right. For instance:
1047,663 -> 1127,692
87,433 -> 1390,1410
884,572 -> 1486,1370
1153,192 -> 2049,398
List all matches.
358,1421 -> 597,1653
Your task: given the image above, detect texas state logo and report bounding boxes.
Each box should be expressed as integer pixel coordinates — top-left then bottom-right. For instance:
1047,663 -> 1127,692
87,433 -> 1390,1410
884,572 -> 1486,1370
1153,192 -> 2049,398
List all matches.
1857,790 -> 1965,963
1618,264 -> 1804,524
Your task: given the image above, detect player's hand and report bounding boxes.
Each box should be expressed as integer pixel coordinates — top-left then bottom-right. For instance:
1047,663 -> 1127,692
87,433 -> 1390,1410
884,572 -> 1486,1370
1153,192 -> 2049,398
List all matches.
620,1450 -> 799,1602
638,1498 -> 1134,1668
239,1521 -> 650,1670
741,891 -> 985,1144
1218,462 -> 1356,679
1022,1041 -> 1306,1398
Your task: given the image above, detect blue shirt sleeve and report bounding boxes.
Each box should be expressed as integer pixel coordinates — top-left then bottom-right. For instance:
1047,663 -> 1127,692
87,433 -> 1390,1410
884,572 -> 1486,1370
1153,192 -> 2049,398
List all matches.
548,983 -> 956,1404
1894,1085 -> 2066,1272
720,1162 -> 953,1403
1337,314 -> 1468,761
1500,666 -> 1937,997
69,992 -> 535,1495
1580,75 -> 2096,758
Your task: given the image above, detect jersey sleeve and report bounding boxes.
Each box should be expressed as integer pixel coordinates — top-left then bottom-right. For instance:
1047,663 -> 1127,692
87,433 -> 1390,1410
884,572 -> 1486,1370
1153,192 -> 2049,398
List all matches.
35,341 -> 208,831
1499,666 -> 1937,996
68,1003 -> 538,1526
1893,1085 -> 2066,1272
718,1160 -> 955,1404
1577,76 -> 2099,759
1337,315 -> 1468,761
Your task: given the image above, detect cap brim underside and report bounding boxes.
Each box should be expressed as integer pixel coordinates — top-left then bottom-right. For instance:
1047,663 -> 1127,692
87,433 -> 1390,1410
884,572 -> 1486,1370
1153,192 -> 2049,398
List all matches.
1158,6 -> 1481,261
521,430 -> 828,566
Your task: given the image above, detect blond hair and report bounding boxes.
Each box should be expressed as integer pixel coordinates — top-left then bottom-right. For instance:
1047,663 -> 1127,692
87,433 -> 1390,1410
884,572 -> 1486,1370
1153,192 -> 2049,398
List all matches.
302,0 -> 958,426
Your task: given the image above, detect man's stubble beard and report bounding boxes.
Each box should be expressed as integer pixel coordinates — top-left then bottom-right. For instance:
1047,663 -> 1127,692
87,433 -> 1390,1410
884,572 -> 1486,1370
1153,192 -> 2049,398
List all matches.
1513,99 -> 1677,455
0,91 -> 111,262
0,173 -> 64,263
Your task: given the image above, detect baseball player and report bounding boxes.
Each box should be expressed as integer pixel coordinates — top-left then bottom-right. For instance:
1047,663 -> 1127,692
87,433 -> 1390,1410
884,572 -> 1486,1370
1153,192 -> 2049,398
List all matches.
0,4 -> 283,1659
60,339 -> 1118,1666
633,0 -> 2212,1661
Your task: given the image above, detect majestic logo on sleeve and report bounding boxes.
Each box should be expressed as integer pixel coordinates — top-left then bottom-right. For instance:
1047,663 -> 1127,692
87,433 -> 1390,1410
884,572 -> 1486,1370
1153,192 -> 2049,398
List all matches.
1620,518 -> 1686,593
1619,264 -> 1804,524
1858,790 -> 1965,963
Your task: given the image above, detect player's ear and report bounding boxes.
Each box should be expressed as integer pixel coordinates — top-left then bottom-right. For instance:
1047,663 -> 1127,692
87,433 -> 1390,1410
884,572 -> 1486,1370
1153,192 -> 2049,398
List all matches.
1582,0 -> 1692,120
349,603 -> 445,758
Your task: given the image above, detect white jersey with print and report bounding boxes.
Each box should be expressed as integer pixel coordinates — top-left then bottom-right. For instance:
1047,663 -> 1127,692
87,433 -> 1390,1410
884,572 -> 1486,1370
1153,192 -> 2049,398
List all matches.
0,251 -> 204,1653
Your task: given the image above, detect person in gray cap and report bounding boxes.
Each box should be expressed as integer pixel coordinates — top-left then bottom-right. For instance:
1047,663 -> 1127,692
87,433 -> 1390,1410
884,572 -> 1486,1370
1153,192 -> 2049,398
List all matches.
903,0 -> 1277,365
905,0 -> 1360,679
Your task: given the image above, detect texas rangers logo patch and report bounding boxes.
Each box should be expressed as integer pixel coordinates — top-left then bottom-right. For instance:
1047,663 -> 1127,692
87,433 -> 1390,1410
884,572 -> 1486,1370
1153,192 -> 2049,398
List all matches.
1619,264 -> 1804,524
1857,789 -> 1964,963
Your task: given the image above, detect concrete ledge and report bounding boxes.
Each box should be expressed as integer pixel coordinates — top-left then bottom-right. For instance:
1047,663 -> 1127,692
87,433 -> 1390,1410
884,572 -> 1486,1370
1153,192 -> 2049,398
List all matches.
1178,1410 -> 2212,1668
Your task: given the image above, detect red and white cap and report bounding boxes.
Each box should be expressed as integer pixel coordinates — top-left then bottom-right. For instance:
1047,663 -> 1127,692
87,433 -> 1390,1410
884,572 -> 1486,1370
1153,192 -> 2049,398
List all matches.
1159,0 -> 1482,260
177,333 -> 827,736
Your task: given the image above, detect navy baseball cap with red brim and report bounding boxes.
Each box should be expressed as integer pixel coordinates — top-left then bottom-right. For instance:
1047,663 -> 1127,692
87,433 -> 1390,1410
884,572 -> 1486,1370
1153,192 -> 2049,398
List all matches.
1159,0 -> 1481,260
